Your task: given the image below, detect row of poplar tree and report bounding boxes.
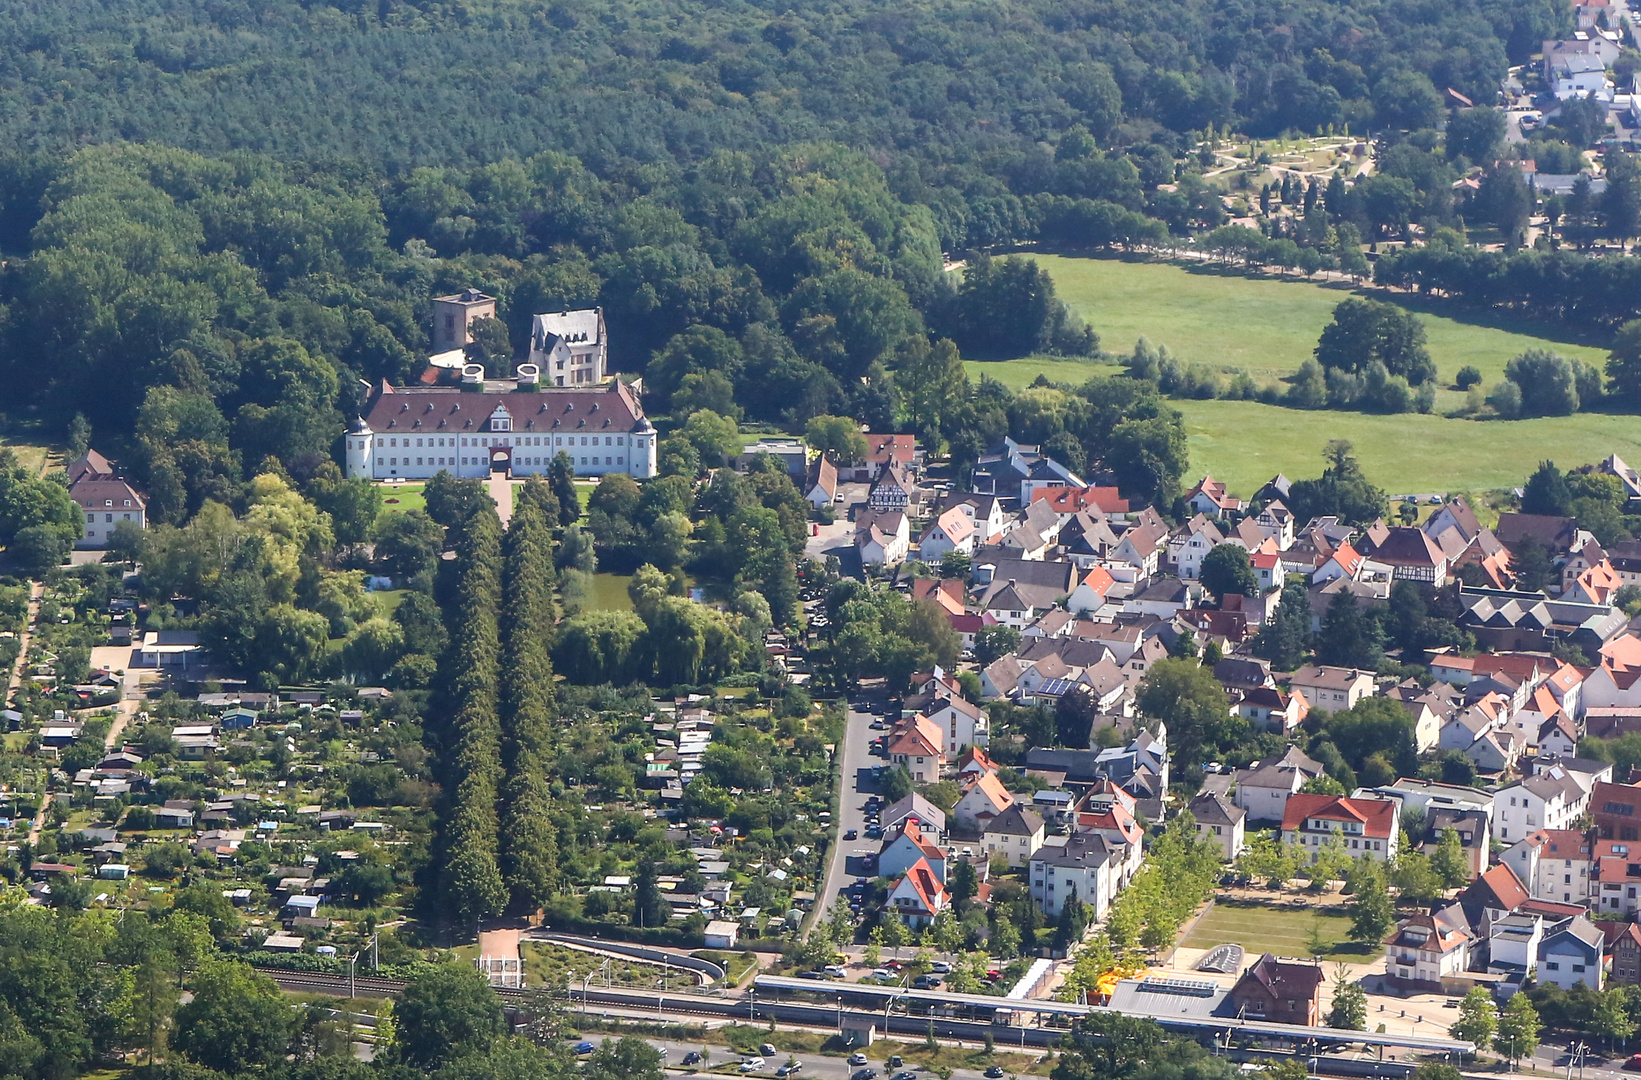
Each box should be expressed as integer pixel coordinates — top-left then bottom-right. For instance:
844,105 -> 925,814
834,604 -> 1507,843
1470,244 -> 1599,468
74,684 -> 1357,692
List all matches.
436,483 -> 563,923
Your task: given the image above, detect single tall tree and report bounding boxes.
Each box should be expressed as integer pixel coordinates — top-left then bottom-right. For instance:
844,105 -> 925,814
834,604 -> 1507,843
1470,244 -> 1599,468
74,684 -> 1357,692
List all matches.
1253,579 -> 1312,670
1449,986 -> 1496,1053
1199,543 -> 1258,602
1495,990 -> 1541,1065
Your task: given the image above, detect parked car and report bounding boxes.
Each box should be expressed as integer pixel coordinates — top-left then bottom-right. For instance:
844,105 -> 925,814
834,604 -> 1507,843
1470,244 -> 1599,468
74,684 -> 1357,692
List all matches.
776,1064 -> 804,1077
912,974 -> 942,989
573,1042 -> 595,1055
824,965 -> 848,978
1624,1055 -> 1641,1072
931,960 -> 952,973
985,1067 -> 1007,1078
892,1072 -> 916,1080
682,1051 -> 702,1066
741,1058 -> 765,1073
852,1070 -> 878,1080
761,1044 -> 778,1058
886,1056 -> 902,1069
844,829 -> 857,840
849,1053 -> 869,1066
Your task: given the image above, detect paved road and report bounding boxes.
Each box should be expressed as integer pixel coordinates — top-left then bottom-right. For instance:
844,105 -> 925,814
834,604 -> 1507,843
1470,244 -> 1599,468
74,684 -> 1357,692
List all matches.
637,1036 -> 1004,1080
809,698 -> 884,940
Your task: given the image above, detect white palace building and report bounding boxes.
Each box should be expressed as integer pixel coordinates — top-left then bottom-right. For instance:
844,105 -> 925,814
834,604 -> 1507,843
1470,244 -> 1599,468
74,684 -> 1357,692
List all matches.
345,363 -> 657,482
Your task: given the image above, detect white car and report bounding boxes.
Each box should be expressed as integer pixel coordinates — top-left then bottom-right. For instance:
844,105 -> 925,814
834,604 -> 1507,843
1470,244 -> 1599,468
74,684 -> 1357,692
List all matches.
824,964 -> 848,977
931,960 -> 953,973
849,1053 -> 869,1066
741,1058 -> 765,1073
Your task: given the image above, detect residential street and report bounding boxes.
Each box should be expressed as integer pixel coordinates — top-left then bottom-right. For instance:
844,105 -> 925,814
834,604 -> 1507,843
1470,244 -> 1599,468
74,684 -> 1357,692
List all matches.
809,698 -> 883,940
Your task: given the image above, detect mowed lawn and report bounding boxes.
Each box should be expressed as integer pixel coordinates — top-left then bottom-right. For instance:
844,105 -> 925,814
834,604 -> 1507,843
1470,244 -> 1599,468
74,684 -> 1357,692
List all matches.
377,482 -> 426,514
1181,900 -> 1362,963
1033,254 -> 1609,395
1175,400 -> 1641,495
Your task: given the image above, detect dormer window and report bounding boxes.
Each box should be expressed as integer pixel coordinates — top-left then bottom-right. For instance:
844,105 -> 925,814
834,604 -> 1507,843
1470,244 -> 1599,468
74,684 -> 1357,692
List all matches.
492,417 -> 511,431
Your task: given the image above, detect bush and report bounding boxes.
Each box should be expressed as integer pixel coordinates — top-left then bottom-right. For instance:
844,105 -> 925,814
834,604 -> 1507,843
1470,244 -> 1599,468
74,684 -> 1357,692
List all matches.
1455,365 -> 1482,389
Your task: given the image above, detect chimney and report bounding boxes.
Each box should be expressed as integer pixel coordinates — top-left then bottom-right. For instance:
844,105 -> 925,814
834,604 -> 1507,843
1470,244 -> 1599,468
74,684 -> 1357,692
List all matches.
461,363 -> 484,391
515,363 -> 541,391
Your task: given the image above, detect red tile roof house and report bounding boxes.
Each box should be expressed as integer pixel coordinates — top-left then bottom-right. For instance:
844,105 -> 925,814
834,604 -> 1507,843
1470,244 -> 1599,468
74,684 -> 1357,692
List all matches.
1029,484 -> 1130,520
888,718 -> 944,783
886,856 -> 949,928
844,432 -> 917,482
1281,793 -> 1400,864
1185,475 -> 1246,519
1384,907 -> 1474,992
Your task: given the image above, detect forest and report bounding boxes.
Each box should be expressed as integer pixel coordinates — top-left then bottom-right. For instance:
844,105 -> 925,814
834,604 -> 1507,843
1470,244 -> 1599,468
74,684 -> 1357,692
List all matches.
0,0 -> 1579,487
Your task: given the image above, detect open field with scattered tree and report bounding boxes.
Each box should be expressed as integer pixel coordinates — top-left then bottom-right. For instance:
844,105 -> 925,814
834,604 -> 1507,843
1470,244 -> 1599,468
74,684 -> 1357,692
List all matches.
962,256 -> 1641,495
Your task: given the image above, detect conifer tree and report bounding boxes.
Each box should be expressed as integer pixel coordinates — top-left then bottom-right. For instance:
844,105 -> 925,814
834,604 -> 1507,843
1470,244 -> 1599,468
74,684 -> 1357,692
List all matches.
499,503 -> 561,910
439,506 -> 508,923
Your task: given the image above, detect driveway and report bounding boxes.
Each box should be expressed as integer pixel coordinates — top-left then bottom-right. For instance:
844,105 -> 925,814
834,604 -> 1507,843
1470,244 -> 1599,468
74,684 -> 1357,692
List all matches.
808,699 -> 885,940
487,473 -> 515,527
89,643 -> 144,750
804,519 -> 853,563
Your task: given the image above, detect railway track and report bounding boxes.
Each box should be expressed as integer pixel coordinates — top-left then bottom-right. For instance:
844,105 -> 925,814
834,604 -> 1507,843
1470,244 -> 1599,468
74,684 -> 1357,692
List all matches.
255,968 -> 1419,1076
258,967 -> 1059,1047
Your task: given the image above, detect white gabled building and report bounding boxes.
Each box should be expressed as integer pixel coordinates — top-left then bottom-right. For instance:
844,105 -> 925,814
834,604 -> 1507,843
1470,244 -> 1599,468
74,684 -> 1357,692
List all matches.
1494,766 -> 1593,845
1029,832 -> 1121,919
345,375 -> 656,482
527,307 -> 608,385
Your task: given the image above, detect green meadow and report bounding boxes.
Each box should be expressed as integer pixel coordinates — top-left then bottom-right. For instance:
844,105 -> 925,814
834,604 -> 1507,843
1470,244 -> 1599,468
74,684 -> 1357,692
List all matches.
962,255 -> 1633,496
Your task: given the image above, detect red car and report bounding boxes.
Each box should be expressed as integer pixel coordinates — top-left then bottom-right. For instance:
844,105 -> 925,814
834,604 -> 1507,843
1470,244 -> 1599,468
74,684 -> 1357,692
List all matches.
1625,1055 -> 1641,1071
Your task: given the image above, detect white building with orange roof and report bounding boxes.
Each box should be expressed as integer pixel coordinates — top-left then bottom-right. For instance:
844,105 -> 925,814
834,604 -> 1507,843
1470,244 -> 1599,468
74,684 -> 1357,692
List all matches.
1185,475 -> 1245,519
953,771 -> 1015,833
954,745 -> 997,780
1075,794 -> 1144,883
1066,564 -> 1115,616
911,578 -> 966,617
887,715 -> 943,782
1566,559 -> 1622,606
886,856 -> 948,927
1028,484 -> 1130,521
878,819 -> 948,883
917,505 -> 976,561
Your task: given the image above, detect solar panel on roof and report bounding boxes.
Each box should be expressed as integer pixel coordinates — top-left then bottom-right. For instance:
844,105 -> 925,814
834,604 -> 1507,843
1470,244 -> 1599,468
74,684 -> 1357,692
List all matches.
1138,977 -> 1219,997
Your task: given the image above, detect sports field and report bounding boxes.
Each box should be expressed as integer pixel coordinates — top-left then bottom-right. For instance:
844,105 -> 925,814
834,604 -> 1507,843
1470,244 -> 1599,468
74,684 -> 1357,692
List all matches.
1181,900 -> 1362,963
961,255 -> 1635,496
